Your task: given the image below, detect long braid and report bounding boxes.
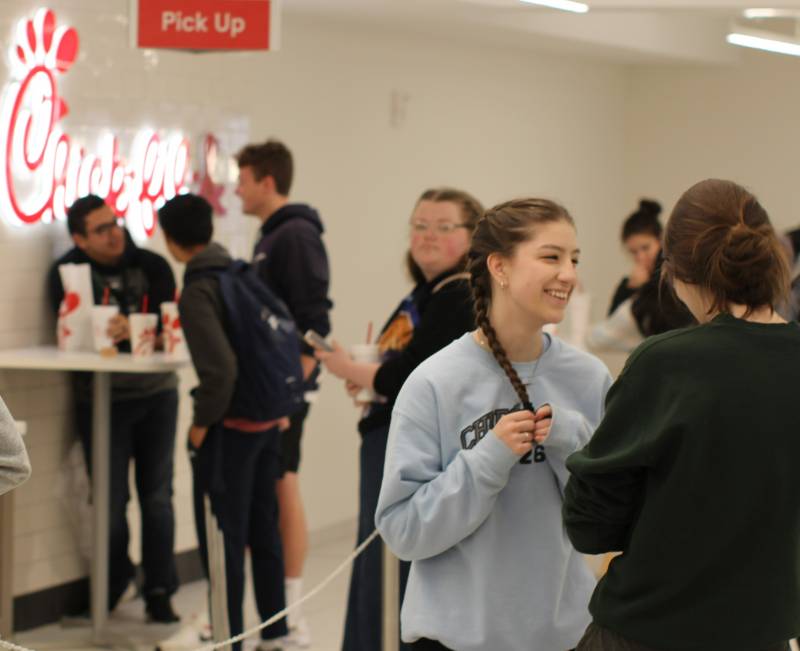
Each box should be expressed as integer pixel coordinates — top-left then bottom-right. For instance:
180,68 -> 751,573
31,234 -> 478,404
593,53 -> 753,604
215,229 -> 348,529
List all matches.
468,198 -> 573,412
469,262 -> 533,411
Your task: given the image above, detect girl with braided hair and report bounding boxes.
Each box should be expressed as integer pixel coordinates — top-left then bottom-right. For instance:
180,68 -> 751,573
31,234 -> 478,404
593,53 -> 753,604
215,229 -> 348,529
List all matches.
376,198 -> 612,651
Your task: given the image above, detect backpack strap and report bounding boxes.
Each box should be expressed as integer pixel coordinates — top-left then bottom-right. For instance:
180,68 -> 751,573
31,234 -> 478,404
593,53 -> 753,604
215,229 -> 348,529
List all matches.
183,265 -> 231,285
432,272 -> 470,294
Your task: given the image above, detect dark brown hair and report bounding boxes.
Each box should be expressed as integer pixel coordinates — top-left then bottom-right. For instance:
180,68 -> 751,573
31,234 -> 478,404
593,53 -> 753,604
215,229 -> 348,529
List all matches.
663,179 -> 790,318
622,199 -> 662,242
468,198 -> 575,408
406,187 -> 484,284
235,139 -> 293,196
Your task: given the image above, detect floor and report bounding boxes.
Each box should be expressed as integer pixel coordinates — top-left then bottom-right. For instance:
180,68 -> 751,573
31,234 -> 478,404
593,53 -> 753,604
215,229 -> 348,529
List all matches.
10,527 -> 800,651
13,522 -> 357,651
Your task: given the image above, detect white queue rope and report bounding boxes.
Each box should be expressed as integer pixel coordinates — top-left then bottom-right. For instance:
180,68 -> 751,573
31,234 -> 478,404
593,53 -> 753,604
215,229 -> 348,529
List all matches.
0,529 -> 382,651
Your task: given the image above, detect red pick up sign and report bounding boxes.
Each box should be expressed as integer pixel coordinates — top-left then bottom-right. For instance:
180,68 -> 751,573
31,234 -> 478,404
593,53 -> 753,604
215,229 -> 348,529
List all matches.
134,0 -> 280,51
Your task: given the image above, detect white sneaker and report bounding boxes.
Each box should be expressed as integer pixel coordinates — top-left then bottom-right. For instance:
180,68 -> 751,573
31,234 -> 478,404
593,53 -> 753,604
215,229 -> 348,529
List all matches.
281,620 -> 311,648
284,577 -> 311,648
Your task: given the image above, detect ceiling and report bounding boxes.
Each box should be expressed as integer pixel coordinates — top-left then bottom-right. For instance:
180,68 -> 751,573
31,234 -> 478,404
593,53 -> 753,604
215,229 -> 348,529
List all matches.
285,0 -> 800,64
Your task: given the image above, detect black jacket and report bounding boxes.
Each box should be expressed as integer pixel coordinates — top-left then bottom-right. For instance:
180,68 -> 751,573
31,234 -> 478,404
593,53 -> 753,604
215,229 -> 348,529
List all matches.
359,269 -> 474,435
253,204 -> 332,358
608,255 -> 693,337
46,232 -> 177,401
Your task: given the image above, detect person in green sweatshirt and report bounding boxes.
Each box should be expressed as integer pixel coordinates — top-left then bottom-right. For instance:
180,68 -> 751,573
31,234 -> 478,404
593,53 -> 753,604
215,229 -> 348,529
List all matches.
564,178 -> 800,651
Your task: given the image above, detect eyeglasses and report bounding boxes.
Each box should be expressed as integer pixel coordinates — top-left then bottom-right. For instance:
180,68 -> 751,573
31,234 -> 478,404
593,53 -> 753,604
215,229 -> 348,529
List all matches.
410,221 -> 469,235
89,217 -> 124,237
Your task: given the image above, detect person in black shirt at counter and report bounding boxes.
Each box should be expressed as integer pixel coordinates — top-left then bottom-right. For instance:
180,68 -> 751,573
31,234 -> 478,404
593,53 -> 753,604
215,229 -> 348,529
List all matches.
314,188 -> 482,651
47,195 -> 180,623
608,199 -> 664,315
564,179 -> 800,651
590,200 -> 692,351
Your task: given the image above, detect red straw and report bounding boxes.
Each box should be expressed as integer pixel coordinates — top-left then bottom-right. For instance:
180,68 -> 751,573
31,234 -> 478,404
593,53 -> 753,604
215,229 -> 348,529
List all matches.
174,288 -> 179,303
142,294 -> 149,314
102,286 -> 110,306
366,321 -> 373,345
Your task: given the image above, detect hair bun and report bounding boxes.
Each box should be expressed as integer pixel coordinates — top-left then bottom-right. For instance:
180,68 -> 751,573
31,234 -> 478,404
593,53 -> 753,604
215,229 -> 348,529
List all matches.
638,199 -> 662,218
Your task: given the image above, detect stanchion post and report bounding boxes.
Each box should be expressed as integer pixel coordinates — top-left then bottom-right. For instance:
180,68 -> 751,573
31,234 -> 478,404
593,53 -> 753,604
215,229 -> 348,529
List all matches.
382,540 -> 400,651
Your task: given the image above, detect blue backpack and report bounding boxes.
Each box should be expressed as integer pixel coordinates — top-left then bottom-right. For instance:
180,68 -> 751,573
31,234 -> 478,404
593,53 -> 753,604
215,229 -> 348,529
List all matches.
186,260 -> 305,422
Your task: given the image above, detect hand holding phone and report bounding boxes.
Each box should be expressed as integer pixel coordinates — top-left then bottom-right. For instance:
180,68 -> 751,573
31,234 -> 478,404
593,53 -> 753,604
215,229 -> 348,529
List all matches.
304,330 -> 334,352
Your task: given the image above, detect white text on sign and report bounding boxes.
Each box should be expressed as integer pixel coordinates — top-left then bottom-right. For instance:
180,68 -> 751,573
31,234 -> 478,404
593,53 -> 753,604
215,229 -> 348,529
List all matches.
160,11 -> 247,38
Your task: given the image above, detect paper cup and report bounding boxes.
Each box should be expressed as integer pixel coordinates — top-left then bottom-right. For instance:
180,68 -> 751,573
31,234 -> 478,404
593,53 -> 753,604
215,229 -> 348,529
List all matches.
160,301 -> 187,359
130,313 -> 158,359
91,305 -> 119,353
351,344 -> 380,402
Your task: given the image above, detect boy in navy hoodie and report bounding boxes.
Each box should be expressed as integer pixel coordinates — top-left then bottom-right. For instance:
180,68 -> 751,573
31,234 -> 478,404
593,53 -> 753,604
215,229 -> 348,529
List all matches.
235,139 -> 332,647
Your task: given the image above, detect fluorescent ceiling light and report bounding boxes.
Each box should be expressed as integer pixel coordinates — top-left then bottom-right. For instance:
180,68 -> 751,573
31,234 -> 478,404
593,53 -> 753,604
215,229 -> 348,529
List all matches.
743,8 -> 800,19
727,30 -> 800,57
519,0 -> 589,14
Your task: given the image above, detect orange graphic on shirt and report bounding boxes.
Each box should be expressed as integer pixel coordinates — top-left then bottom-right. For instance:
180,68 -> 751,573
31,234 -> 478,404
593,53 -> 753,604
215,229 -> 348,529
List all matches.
378,312 -> 414,354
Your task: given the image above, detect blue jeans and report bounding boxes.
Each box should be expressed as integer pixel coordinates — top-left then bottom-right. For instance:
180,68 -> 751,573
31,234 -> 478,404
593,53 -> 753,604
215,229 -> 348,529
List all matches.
342,424 -> 411,651
77,389 -> 179,608
190,424 -> 287,651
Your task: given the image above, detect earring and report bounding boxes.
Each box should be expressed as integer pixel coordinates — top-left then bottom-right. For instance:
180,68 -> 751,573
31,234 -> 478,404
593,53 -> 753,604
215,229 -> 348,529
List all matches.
500,280 -> 508,289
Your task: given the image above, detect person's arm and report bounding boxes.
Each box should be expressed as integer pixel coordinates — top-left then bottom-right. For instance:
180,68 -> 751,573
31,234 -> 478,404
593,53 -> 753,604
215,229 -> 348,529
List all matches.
269,226 -> 331,346
563,361 -> 659,554
315,284 -> 472,392
0,397 -> 30,495
47,261 -> 65,315
314,343 -> 379,389
373,286 -> 472,400
143,252 -> 177,314
179,282 -> 237,430
608,277 -> 635,316
376,403 -> 529,561
264,226 -> 331,379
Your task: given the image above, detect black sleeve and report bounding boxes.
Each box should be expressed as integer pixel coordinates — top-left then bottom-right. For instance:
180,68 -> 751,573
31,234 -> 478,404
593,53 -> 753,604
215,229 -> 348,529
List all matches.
142,252 -> 177,312
47,261 -> 65,315
179,281 -> 237,427
268,226 -> 332,355
608,277 -> 635,316
373,283 -> 474,402
563,357 -> 658,554
631,262 -> 694,336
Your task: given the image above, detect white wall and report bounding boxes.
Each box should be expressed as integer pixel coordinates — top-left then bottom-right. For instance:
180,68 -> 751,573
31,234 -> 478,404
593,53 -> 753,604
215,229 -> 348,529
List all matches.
625,50 -> 800,234
2,2 -> 632,597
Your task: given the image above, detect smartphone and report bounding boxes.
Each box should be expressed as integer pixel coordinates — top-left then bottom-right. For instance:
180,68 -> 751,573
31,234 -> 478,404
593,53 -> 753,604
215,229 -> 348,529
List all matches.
304,329 -> 334,352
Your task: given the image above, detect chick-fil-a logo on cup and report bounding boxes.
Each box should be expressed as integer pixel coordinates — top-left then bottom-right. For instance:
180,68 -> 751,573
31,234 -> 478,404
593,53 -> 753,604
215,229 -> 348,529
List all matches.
0,8 -> 191,241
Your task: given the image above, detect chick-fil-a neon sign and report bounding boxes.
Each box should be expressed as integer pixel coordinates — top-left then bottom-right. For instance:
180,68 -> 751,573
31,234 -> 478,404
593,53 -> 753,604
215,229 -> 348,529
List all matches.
0,8 -> 190,240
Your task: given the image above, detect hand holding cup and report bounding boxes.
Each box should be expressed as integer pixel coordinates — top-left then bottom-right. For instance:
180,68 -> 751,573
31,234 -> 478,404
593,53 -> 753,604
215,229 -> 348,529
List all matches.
107,314 -> 130,344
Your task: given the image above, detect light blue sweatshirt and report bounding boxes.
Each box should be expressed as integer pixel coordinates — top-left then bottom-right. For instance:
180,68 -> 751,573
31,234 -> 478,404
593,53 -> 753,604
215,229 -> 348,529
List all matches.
375,332 -> 612,651
0,395 -> 29,496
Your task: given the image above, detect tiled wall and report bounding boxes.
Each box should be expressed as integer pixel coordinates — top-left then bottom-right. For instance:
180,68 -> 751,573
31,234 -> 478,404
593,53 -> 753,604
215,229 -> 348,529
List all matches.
0,0 -> 254,595
0,0 -> 633,601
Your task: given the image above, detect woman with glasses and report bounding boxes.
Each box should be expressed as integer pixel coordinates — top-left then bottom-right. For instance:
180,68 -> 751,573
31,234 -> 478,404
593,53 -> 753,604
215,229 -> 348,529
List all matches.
314,187 -> 482,651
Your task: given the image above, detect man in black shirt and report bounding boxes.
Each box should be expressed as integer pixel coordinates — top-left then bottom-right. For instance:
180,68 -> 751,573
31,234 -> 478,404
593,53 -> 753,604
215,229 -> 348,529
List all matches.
47,195 -> 179,623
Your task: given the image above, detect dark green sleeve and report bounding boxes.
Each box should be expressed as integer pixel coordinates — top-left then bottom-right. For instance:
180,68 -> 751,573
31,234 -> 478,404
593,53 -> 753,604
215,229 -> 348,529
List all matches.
563,361 -> 657,554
